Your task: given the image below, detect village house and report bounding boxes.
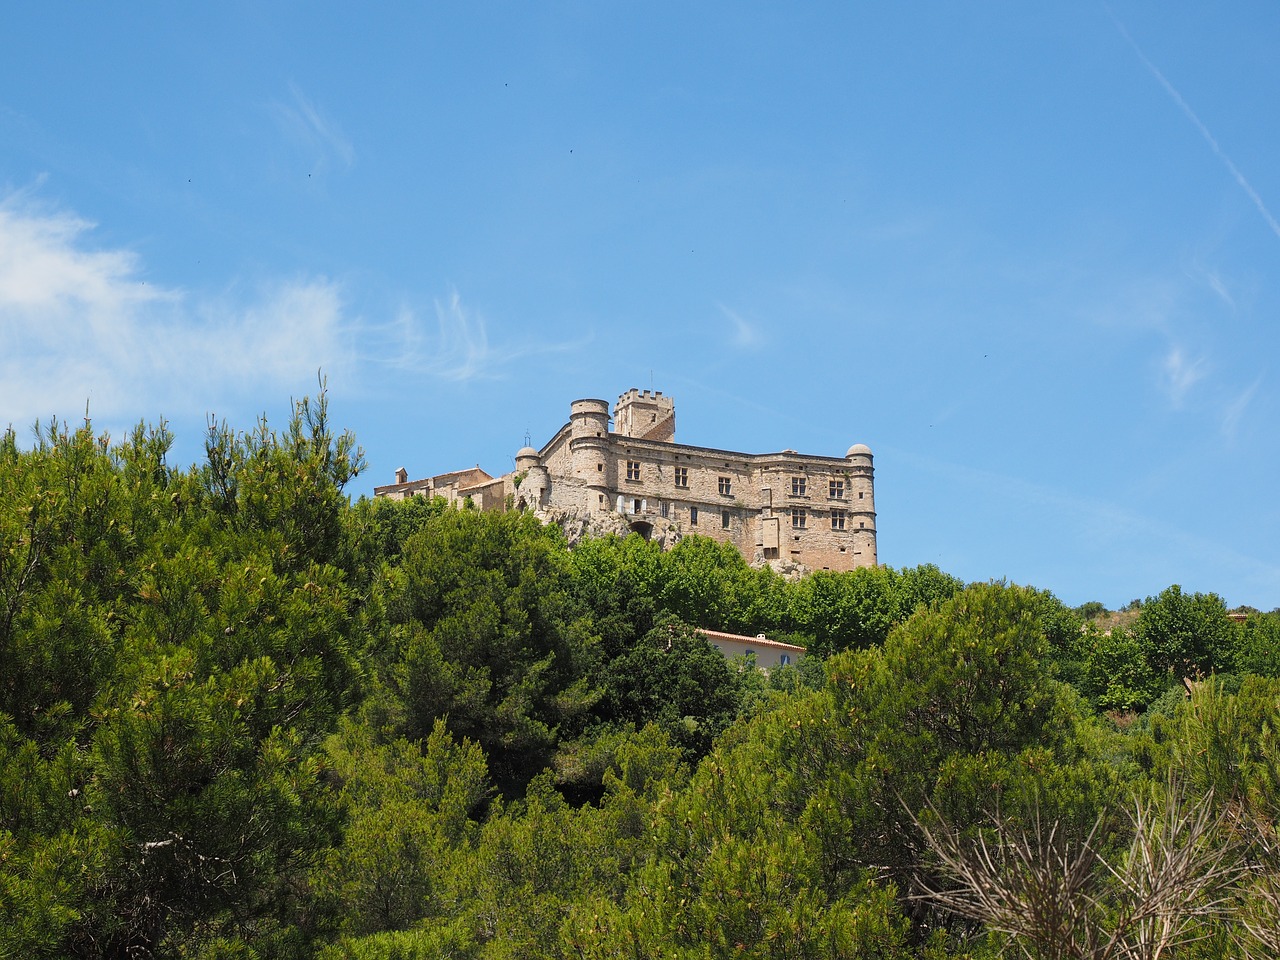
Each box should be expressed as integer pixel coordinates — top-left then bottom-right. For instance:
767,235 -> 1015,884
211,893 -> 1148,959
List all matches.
698,629 -> 807,671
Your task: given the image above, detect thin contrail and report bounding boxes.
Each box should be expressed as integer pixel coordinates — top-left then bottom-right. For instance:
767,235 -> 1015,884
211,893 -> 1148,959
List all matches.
1108,7 -> 1280,242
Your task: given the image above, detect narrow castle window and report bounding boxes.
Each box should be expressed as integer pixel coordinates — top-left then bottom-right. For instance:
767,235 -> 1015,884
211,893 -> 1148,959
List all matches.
626,460 -> 641,481
831,509 -> 847,531
690,506 -> 698,526
718,476 -> 732,496
674,466 -> 689,488
597,463 -> 603,472
791,476 -> 806,497
792,508 -> 807,530
721,510 -> 730,529
830,479 -> 845,499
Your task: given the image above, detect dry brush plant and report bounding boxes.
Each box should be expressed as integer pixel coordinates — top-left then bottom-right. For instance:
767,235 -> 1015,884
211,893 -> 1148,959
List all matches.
1233,810 -> 1280,959
911,782 -> 1250,960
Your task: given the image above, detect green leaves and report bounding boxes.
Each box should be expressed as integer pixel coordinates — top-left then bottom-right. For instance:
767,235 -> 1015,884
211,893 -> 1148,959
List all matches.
375,509 -> 603,794
315,719 -> 488,937
8,391 -> 1276,958
1135,584 -> 1233,680
0,393 -> 369,956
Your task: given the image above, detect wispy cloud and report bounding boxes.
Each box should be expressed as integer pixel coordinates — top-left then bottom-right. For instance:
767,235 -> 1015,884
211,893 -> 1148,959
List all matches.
1222,375 -> 1263,440
1109,9 -> 1280,242
0,193 -> 352,429
0,189 -> 594,444
374,287 -> 588,382
269,82 -> 355,175
427,290 -> 496,381
718,303 -> 764,349
1089,274 -> 1180,334
1204,270 -> 1235,309
1160,344 -> 1207,407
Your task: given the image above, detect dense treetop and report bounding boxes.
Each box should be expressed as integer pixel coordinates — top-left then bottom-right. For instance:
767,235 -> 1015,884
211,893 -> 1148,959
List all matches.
2,401 -> 1278,958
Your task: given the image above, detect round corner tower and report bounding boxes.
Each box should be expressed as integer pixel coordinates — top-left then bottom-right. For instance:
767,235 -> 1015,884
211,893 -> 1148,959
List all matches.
845,443 -> 877,565
569,398 -> 613,513
514,446 -> 549,509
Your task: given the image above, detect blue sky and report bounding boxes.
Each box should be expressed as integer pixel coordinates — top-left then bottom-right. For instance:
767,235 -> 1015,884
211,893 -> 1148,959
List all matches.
2,3 -> 1278,610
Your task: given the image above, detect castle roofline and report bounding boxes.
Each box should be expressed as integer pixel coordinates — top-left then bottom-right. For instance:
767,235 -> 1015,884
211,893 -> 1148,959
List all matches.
428,465 -> 494,484
372,477 -> 434,495
372,465 -> 493,496
610,434 -> 855,466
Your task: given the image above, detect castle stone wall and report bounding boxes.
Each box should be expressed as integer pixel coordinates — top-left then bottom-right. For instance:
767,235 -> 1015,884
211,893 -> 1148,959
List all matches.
375,389 -> 877,573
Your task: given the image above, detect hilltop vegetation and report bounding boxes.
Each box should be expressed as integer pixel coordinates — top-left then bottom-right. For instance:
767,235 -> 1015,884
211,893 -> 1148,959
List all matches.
3,399 -> 1280,959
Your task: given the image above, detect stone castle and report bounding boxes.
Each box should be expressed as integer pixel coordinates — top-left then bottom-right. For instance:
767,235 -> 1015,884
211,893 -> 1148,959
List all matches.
374,388 -> 877,572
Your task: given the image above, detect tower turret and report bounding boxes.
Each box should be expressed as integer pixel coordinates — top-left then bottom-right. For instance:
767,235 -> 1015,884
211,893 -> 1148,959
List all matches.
513,446 -> 549,509
845,443 -> 877,564
569,398 -> 613,513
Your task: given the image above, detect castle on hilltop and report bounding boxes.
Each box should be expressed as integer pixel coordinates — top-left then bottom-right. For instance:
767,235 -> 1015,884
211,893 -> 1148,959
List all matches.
374,388 -> 877,572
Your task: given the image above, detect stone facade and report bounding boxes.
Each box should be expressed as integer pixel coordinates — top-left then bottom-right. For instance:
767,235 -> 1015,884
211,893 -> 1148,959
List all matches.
374,388 -> 877,573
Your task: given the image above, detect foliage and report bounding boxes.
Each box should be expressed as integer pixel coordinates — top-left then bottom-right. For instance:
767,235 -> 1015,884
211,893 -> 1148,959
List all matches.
593,614 -> 752,761
1077,624 -> 1165,713
380,509 -> 601,794
1231,610 -> 1280,677
1134,584 -> 1233,681
0,391 -> 363,957
312,718 -> 488,937
5,395 -> 1278,958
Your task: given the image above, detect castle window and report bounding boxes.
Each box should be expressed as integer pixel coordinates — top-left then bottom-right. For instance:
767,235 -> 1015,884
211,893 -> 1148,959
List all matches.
721,510 -> 730,529
831,509 -> 847,531
791,476 -> 806,497
690,506 -> 698,526
626,460 -> 641,481
792,508 -> 807,529
674,466 -> 689,488
830,479 -> 845,500
597,463 -> 603,472
718,476 -> 732,496
859,490 -> 864,499
660,501 -> 669,518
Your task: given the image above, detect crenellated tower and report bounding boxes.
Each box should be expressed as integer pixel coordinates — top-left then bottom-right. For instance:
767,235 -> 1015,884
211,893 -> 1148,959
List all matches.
613,388 -> 675,442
